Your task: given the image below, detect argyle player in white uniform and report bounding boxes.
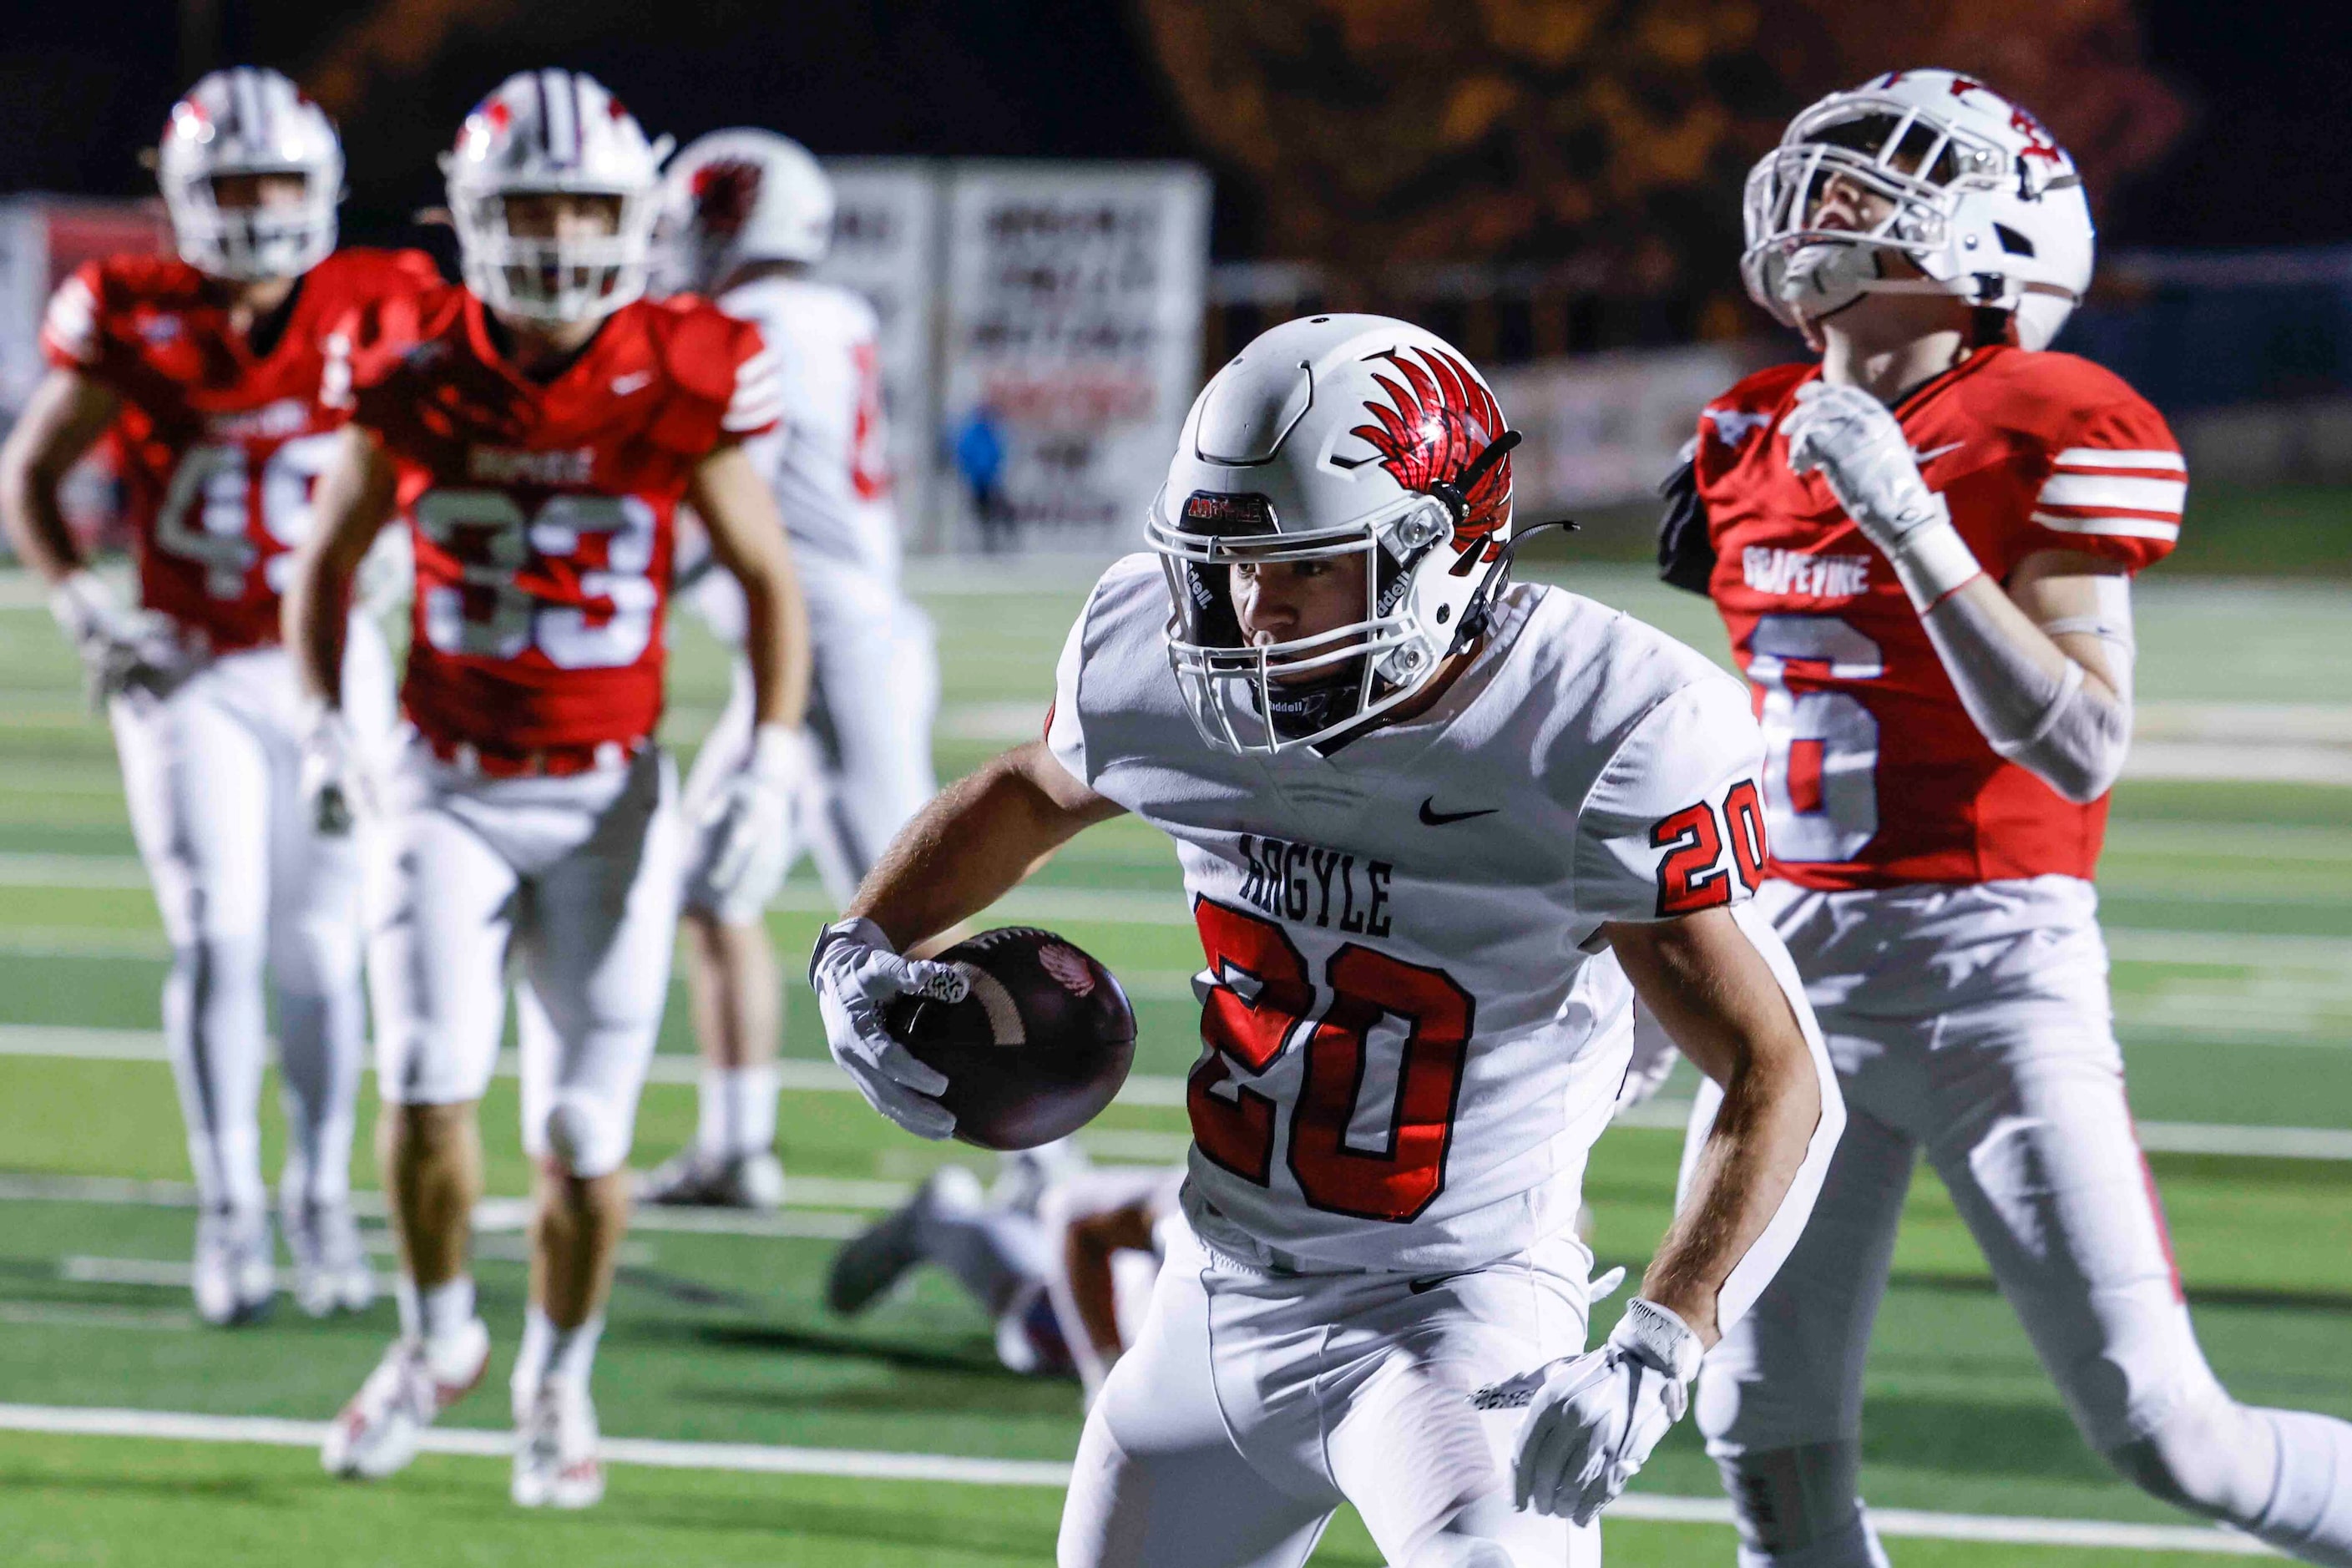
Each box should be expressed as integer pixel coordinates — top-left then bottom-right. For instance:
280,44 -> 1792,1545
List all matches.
814,316 -> 1848,1566
0,67 -> 407,1326
640,129 -> 940,1207
1657,72 -> 2352,1565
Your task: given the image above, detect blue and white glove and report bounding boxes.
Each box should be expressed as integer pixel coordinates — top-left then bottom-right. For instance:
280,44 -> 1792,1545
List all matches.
1783,380 -> 1980,608
811,916 -> 968,1141
1511,1297 -> 1704,1524
697,723 -> 812,923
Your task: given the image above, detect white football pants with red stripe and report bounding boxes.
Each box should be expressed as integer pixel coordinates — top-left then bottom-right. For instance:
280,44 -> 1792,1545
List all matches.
1690,876 -> 2352,1567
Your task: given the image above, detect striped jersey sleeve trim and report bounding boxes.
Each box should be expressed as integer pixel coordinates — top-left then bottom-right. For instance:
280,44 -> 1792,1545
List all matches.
2051,447 -> 2185,472
721,347 -> 785,432
2035,473 -> 2188,514
2030,510 -> 2181,542
40,276 -> 99,364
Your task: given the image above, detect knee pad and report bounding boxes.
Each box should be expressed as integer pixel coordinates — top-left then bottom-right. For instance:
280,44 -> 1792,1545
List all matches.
1718,1442 -> 1887,1566
540,1093 -> 626,1179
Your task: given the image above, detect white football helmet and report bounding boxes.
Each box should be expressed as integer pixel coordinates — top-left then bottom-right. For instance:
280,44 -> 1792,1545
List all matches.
157,67 -> 342,282
657,129 -> 834,294
442,69 -> 672,325
1742,69 -> 2095,351
1146,315 -> 1520,756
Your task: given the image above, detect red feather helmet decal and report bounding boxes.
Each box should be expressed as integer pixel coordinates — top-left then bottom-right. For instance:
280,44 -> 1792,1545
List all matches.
690,159 -> 764,240
1349,346 -> 1513,550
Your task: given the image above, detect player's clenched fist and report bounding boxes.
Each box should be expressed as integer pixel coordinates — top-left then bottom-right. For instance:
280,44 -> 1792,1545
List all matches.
1783,380 -> 1947,554
1511,1297 -> 1704,1524
810,916 -> 968,1141
298,709 -> 369,838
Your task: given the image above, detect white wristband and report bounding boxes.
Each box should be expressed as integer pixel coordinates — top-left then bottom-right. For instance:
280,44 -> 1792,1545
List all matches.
1611,1297 -> 1704,1383
1887,516 -> 1983,611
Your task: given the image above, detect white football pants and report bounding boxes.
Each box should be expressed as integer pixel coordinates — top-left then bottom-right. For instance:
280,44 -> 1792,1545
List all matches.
1059,1224 -> 1601,1568
111,628 -> 392,1223
681,555 -> 938,921
1692,875 -> 2352,1567
367,738 -> 683,1179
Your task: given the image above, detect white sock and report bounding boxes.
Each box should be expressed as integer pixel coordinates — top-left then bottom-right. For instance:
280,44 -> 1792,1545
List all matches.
513,1304 -> 555,1397
699,1065 -> 779,1159
550,1312 -> 604,1392
408,1274 -> 476,1345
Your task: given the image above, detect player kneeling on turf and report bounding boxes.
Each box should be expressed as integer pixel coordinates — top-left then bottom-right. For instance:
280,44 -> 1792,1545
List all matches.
815,315 -> 1848,1566
286,68 -> 810,1510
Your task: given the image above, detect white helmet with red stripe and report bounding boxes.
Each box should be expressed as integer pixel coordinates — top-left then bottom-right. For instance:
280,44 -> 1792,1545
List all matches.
657,129 -> 835,295
442,68 -> 674,324
157,67 -> 343,281
1742,69 -> 2095,351
1145,314 -> 1520,755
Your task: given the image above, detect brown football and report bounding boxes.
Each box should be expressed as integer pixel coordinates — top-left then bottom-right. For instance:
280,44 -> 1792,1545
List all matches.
882,927 -> 1137,1151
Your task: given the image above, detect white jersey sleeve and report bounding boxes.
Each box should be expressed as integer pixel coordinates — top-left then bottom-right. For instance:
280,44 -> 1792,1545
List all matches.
1571,674 -> 1769,924
1045,554 -> 1167,804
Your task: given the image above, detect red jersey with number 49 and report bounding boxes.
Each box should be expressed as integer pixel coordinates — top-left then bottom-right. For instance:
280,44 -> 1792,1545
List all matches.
39,247 -> 441,653
1695,346 -> 2183,890
336,282 -> 779,754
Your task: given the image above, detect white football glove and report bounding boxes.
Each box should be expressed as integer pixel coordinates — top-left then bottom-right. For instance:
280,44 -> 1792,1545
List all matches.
811,915 -> 968,1141
696,723 -> 811,923
1512,1297 -> 1704,1524
298,709 -> 370,838
1783,381 -> 1980,606
48,570 -> 180,707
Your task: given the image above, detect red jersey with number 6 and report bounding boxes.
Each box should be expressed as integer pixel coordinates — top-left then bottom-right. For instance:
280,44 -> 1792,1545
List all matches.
38,247 -> 441,654
334,282 -> 780,754
1694,346 -> 2183,890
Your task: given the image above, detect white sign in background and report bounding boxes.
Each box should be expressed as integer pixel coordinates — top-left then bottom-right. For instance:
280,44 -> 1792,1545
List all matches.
813,161 -> 943,549
936,163 -> 1211,553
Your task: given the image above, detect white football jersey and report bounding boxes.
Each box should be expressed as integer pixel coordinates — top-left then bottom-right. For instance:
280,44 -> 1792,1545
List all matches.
716,274 -> 900,581
1049,555 -> 1770,1273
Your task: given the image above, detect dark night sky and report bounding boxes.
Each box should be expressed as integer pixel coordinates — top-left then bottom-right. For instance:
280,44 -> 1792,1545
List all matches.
3,0 -> 2348,258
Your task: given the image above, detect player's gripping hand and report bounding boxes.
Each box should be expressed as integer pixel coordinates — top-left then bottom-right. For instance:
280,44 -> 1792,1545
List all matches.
1512,1297 -> 1703,1524
298,709 -> 371,837
1783,380 -> 1948,551
48,570 -> 172,707
698,723 -> 812,923
811,916 -> 969,1141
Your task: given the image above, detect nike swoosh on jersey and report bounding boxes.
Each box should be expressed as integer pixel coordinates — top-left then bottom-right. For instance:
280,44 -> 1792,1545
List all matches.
1911,441 -> 1966,466
611,371 -> 654,396
1419,798 -> 1499,827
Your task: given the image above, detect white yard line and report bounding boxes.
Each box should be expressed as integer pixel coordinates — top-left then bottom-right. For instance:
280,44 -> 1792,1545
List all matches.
0,1402 -> 2279,1555
3,1025 -> 2346,1156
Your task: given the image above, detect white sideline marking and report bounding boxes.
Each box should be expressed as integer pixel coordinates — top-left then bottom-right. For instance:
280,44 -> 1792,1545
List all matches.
0,1404 -> 2278,1555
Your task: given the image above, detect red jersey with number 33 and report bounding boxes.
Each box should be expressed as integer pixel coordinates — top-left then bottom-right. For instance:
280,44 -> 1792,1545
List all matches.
336,282 -> 779,753
38,248 -> 440,653
1695,346 -> 2183,889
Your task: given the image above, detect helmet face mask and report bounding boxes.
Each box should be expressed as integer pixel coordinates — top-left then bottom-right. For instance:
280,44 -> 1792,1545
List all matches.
1741,71 -> 2096,350
1146,316 -> 1513,757
443,69 -> 671,326
157,68 -> 342,283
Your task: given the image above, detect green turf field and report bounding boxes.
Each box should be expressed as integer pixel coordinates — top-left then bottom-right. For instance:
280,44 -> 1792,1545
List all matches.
1,561 -> 2345,1565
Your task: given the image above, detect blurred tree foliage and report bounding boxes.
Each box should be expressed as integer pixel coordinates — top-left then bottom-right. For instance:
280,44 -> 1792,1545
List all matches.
1135,0 -> 2188,289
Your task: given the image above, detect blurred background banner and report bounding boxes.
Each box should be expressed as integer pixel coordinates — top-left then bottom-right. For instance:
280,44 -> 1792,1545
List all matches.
935,163 -> 1211,555
816,160 -> 947,549
1491,341 -> 1773,513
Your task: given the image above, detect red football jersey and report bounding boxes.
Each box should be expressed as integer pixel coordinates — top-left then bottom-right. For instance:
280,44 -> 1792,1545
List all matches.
1696,346 -> 2183,889
336,282 -> 776,755
42,248 -> 441,653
